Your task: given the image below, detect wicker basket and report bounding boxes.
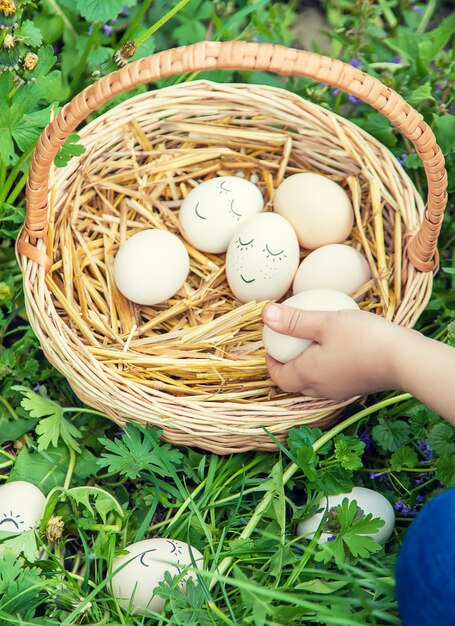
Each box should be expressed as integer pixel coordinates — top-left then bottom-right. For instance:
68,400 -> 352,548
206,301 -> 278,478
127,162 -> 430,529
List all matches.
17,42 -> 447,453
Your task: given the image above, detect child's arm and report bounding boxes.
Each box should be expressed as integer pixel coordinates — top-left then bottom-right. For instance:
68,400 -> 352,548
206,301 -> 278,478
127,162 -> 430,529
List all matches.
262,303 -> 455,424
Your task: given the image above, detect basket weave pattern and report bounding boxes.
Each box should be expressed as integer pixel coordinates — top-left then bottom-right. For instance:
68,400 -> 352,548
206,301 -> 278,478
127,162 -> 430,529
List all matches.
17,43 -> 447,453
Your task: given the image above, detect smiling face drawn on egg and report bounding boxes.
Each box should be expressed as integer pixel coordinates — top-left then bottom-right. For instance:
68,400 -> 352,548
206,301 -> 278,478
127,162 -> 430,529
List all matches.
179,176 -> 264,253
0,511 -> 27,531
226,213 -> 300,303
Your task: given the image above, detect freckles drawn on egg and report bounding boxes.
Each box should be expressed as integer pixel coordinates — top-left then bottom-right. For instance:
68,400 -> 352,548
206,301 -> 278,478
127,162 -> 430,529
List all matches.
0,511 -> 26,531
234,237 -> 288,283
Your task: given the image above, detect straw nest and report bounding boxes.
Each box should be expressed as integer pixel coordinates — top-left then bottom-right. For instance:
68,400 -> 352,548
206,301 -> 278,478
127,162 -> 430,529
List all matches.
27,80 -> 433,453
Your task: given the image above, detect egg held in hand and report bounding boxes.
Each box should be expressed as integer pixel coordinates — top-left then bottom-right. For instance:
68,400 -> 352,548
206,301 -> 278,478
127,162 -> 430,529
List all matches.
114,229 -> 190,306
293,244 -> 371,296
179,176 -> 264,253
296,486 -> 395,544
226,212 -> 300,303
0,481 -> 46,532
262,289 -> 359,363
274,173 -> 354,249
111,538 -> 203,614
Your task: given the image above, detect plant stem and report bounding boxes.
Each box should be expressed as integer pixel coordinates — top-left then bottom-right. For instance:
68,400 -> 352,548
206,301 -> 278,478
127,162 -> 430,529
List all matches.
6,171 -> 28,205
416,0 -> 437,34
70,23 -> 101,93
209,393 -> 412,589
64,448 -> 77,490
0,144 -> 35,208
135,0 -> 192,47
44,0 -> 77,38
120,0 -> 153,45
0,395 -> 20,422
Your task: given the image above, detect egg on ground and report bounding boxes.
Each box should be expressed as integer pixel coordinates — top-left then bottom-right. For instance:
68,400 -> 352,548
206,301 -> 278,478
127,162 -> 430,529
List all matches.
296,486 -> 395,544
111,538 -> 203,614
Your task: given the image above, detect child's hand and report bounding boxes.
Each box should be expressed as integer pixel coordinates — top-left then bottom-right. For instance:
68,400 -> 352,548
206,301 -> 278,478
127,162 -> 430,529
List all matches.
261,303 -> 415,400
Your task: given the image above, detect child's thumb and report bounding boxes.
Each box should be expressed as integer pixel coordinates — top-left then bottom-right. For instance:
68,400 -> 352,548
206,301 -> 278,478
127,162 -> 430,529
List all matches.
262,303 -> 325,340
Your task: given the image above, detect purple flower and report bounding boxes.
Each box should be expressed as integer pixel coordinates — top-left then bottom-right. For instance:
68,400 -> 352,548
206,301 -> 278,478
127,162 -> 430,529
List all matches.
417,440 -> 428,450
88,24 -> 93,35
332,88 -> 340,97
358,428 -> 372,451
370,472 -> 381,480
33,382 -> 42,392
120,5 -> 129,15
327,535 -> 337,542
415,478 -> 425,486
412,6 -> 424,14
402,504 -> 412,516
416,495 -> 424,503
348,94 -> 359,104
397,152 -> 407,166
394,500 -> 404,511
103,24 -> 113,36
350,58 -> 360,68
449,105 -> 455,115
424,447 -> 433,459
411,507 -> 419,516
391,56 -> 401,64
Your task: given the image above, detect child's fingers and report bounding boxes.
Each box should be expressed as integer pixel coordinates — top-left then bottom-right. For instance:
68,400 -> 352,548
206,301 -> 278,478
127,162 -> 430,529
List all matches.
265,353 -> 305,393
262,303 -> 325,340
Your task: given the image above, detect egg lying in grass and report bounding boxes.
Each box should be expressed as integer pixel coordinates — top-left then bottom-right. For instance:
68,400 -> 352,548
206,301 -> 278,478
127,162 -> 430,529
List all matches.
179,176 -> 264,253
293,244 -> 371,296
111,538 -> 203,614
296,487 -> 395,544
114,229 -> 190,306
274,173 -> 354,249
262,289 -> 359,363
0,481 -> 46,532
226,212 -> 300,303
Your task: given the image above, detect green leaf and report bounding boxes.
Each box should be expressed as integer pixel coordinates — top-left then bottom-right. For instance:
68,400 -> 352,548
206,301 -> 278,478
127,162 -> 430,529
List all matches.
66,486 -> 124,524
427,422 -> 455,456
13,386 -> 82,453
0,550 -> 42,617
408,406 -> 429,439
9,445 -> 68,493
372,417 -> 410,452
334,435 -> 365,471
296,444 -> 319,482
316,467 -> 354,495
390,445 -> 418,471
295,578 -> 349,594
16,20 -> 43,47
97,424 -> 182,479
436,455 -> 455,487
288,425 -> 332,455
75,0 -> 136,23
433,114 -> 455,156
0,531 -> 40,562
407,82 -> 435,106
404,153 -> 422,170
417,12 -> 455,67
355,112 -> 397,148
54,133 -> 86,167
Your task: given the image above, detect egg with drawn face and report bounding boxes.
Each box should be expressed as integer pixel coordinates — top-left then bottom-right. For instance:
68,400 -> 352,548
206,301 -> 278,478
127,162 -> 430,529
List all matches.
226,212 -> 300,303
111,538 -> 203,614
0,481 -> 46,533
179,176 -> 264,253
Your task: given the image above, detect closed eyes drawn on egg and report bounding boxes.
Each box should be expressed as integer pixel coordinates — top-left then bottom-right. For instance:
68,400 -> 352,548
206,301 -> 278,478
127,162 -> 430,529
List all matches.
166,539 -> 183,556
217,180 -> 232,194
263,244 -> 287,262
236,237 -> 254,250
0,511 -> 25,530
228,199 -> 242,220
138,548 -> 158,567
193,202 -> 207,220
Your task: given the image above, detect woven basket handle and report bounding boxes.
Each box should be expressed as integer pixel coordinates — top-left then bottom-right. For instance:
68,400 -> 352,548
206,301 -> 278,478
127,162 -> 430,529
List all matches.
21,41 -> 447,273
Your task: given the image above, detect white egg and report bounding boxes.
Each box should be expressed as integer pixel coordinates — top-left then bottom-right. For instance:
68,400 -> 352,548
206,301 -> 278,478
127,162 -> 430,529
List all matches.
0,481 -> 45,532
296,487 -> 395,544
179,176 -> 264,253
111,538 -> 203,614
262,289 -> 359,363
114,230 -> 190,306
293,244 -> 371,296
226,212 -> 300,303
274,173 -> 354,249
